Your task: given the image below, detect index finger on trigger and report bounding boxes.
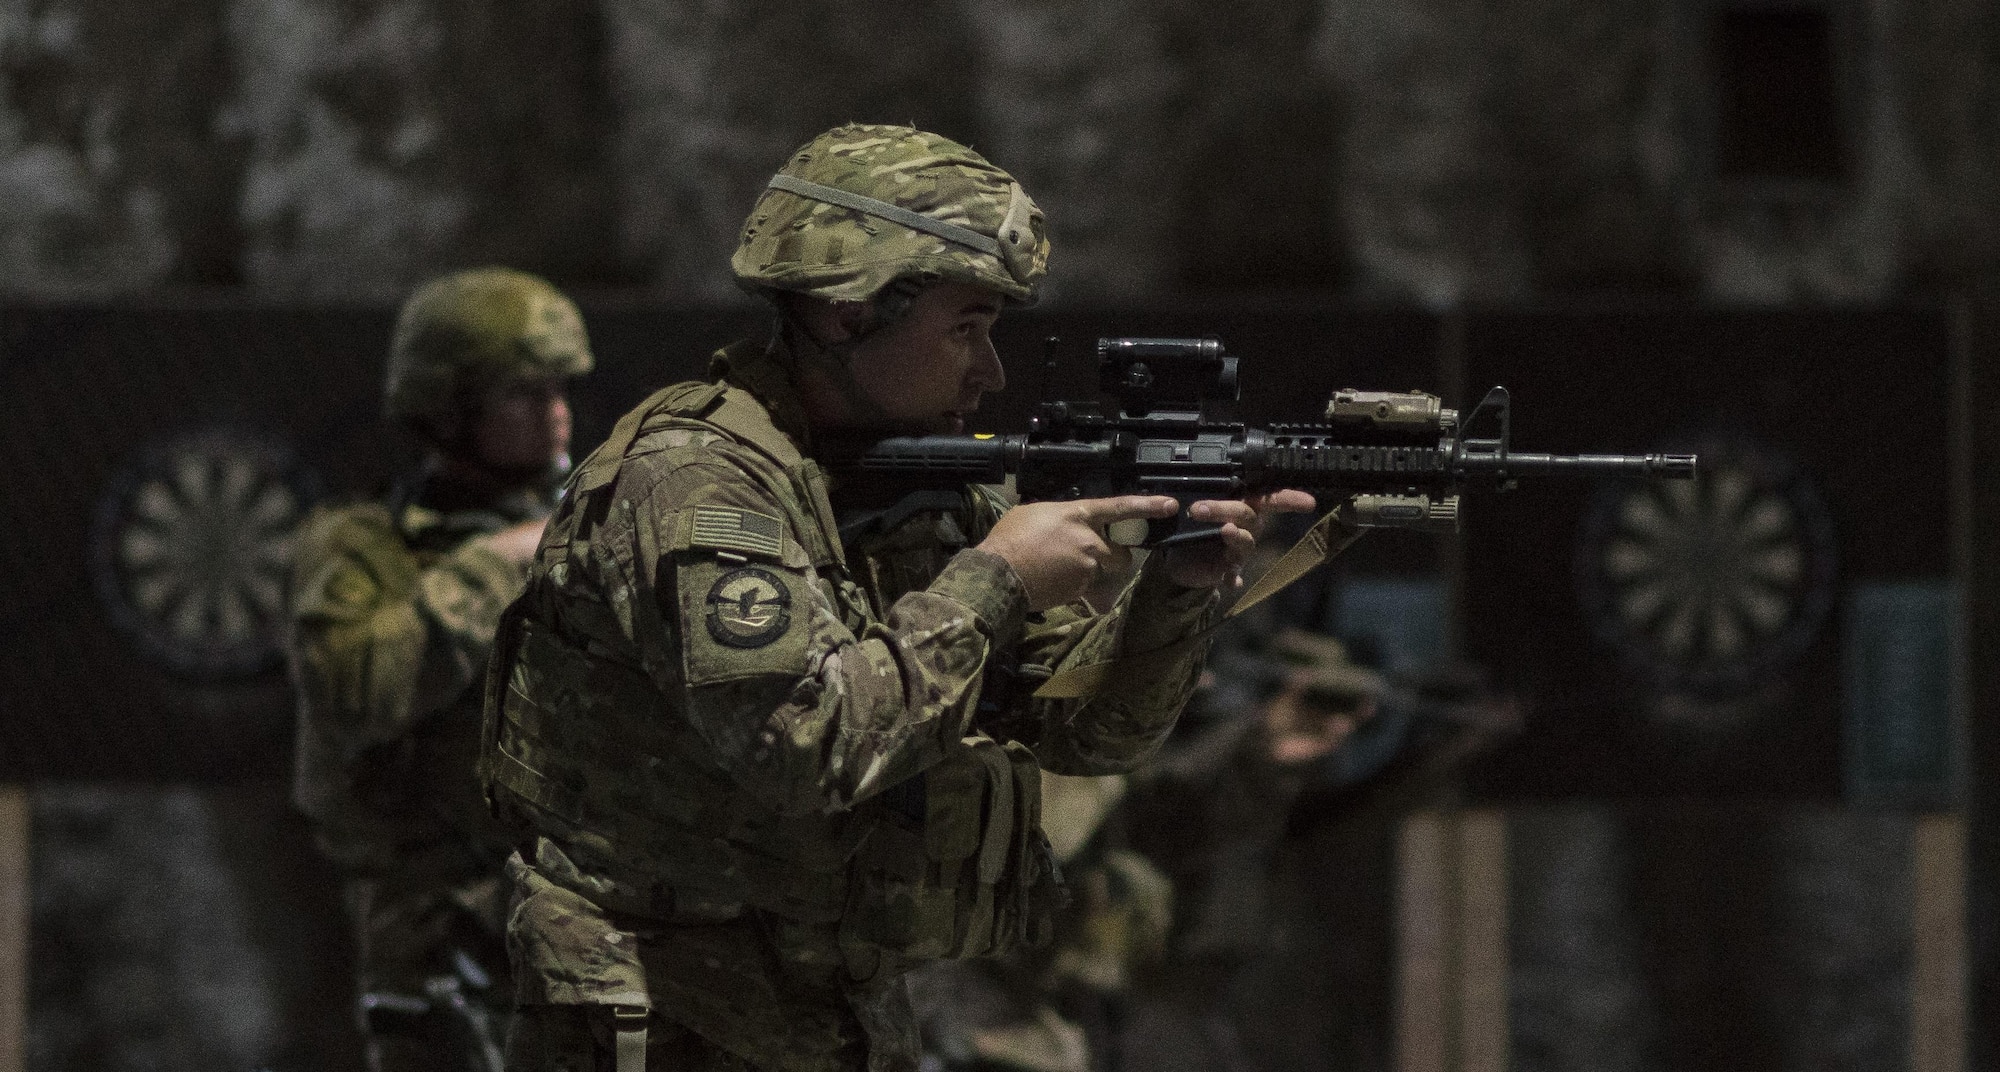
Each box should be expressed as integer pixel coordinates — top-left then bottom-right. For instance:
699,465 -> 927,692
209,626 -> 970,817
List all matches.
1078,495 -> 1181,525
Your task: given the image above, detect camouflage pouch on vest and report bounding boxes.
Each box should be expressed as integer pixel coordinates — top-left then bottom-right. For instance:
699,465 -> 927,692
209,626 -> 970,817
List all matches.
837,736 -> 1065,981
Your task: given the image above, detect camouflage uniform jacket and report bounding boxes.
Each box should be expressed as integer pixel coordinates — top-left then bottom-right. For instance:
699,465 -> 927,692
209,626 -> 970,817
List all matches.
487,338 -> 1218,1072
288,484 -> 536,877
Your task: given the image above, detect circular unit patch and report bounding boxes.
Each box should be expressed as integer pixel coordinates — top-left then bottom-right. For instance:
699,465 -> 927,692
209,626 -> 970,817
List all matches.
705,566 -> 794,648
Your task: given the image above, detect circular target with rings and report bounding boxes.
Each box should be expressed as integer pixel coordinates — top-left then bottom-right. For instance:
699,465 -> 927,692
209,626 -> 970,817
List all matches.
1573,434 -> 1836,699
90,427 -> 321,678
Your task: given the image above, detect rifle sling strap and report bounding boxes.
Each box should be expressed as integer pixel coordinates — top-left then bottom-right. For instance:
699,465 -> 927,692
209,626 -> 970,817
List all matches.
1032,508 -> 1365,699
611,1005 -> 648,1072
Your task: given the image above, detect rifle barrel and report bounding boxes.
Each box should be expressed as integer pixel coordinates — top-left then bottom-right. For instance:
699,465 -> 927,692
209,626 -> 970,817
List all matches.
1454,452 -> 1697,478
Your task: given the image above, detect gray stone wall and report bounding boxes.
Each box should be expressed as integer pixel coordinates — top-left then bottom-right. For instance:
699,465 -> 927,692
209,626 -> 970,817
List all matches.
227,0 -> 623,299
1,0 -> 1992,302
1889,0 -> 2000,286
28,782 -> 358,1072
0,0 -> 234,294
1510,808 -> 1653,1072
603,0 -> 983,303
1315,0 -> 1532,303
968,0 -> 1184,302
1510,806 -> 1913,1072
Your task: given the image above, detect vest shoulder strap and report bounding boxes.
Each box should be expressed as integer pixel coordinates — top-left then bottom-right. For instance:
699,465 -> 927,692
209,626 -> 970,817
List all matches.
674,385 -> 847,567
688,385 -> 804,471
574,382 -> 724,497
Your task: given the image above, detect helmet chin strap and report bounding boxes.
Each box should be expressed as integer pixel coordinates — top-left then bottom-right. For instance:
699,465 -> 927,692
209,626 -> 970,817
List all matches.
775,306 -> 895,426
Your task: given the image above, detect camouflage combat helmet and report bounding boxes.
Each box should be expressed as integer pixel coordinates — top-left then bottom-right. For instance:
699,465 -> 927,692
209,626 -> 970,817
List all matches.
732,124 -> 1050,306
384,267 -> 593,441
1269,629 -> 1385,701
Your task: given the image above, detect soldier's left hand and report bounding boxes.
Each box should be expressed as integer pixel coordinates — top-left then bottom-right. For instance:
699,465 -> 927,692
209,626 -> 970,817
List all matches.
1161,489 -> 1316,589
1264,689 -> 1373,766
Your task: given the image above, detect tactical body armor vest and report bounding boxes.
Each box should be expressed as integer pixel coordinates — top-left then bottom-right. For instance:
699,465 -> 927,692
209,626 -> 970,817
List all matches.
481,377 -> 1059,972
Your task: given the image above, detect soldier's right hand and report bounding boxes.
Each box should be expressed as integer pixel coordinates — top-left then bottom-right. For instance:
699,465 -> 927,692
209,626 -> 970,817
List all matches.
480,517 -> 549,566
977,496 -> 1180,612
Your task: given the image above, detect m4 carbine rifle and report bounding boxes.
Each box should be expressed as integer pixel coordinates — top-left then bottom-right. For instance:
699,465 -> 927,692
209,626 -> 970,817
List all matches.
828,336 -> 1696,548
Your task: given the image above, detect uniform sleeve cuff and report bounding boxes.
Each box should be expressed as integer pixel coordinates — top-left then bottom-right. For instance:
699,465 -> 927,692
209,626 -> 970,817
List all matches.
928,548 -> 1030,649
1122,555 -> 1220,651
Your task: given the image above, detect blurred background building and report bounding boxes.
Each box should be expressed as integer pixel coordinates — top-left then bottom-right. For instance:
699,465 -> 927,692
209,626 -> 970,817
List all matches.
3,0 -> 1995,305
1,1 -> 1996,1070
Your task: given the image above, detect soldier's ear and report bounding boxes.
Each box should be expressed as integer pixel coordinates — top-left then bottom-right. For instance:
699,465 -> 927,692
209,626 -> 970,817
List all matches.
831,300 -> 876,342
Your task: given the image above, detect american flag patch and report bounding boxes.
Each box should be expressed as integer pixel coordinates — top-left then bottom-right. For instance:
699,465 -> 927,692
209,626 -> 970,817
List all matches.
689,506 -> 785,558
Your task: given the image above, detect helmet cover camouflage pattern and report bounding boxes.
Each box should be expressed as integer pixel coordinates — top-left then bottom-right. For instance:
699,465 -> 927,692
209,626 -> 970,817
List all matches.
731,124 -> 1050,304
1269,629 -> 1385,700
384,267 -> 594,438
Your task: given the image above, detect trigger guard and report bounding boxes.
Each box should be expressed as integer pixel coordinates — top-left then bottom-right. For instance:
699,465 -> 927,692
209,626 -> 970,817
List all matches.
1152,519 -> 1226,548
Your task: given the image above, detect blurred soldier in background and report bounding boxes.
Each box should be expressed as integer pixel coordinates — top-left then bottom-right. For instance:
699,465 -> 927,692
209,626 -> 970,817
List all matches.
1124,629 -> 1521,1072
286,268 -> 593,1072
910,627 -> 1382,1072
480,123 -> 1310,1072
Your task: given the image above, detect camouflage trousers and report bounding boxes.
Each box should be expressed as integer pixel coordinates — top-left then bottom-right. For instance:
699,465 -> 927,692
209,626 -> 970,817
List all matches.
506,1003 -> 758,1071
505,849 -> 918,1071
345,863 -> 513,1072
